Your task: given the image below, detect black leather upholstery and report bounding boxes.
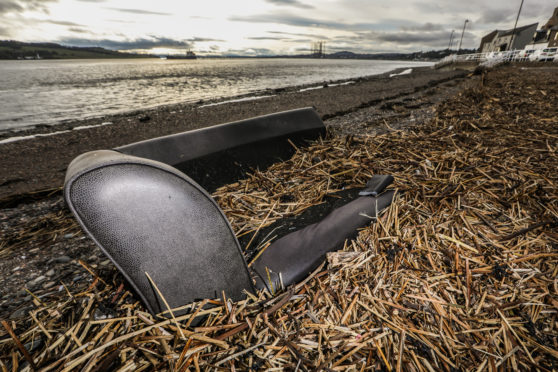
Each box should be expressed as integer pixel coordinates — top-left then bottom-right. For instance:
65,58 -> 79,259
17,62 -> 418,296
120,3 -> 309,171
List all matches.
63,109 -> 396,315
251,190 -> 395,291
64,150 -> 254,315
116,108 -> 326,192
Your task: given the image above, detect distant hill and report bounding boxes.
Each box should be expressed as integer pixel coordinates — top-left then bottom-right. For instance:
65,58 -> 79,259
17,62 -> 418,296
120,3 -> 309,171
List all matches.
325,49 -> 478,61
0,40 -> 151,59
0,40 -> 478,60
224,49 -> 478,61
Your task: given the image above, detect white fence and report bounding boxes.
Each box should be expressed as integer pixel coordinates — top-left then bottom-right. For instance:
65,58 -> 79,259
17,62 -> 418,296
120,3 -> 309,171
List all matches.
435,50 -> 546,68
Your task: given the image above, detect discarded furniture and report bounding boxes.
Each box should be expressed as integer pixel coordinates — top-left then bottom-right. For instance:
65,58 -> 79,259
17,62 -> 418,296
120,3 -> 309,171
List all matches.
116,107 -> 326,192
64,108 -> 395,315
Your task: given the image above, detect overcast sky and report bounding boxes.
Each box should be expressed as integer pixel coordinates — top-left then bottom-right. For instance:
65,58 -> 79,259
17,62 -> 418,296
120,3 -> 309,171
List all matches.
0,0 -> 556,55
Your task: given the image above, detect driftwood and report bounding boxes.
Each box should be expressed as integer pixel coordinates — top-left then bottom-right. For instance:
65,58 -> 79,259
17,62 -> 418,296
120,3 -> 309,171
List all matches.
0,67 -> 557,370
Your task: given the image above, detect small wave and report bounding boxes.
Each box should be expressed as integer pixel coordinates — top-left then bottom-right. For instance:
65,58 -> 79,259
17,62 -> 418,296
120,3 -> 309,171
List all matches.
0,130 -> 71,145
73,122 -> 114,130
199,95 -> 275,108
0,122 -> 114,145
328,81 -> 355,87
298,80 -> 354,92
298,86 -> 324,92
390,68 -> 413,78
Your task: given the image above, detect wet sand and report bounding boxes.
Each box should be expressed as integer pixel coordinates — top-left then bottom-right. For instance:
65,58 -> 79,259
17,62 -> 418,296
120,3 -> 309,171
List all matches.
0,66 -> 468,204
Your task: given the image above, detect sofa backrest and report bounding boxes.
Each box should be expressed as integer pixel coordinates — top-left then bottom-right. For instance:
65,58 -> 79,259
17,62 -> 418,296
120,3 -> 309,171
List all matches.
116,107 -> 325,192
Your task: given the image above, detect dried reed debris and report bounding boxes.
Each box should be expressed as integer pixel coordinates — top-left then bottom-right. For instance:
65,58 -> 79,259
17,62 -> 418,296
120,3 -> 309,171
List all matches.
0,66 -> 557,370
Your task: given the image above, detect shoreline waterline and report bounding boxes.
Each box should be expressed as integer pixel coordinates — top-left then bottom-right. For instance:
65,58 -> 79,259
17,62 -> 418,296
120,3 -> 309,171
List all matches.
0,59 -> 433,135
0,66 -> 468,201
0,65 -> 429,143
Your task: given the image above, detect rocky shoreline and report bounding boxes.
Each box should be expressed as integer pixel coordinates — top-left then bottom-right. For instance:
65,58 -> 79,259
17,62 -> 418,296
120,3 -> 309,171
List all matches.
0,66 -> 469,204
1,64 -> 557,370
0,65 -> 477,321
0,65 -> 479,321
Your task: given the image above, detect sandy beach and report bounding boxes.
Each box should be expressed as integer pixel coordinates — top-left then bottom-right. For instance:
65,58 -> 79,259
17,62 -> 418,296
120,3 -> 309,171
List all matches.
1,63 -> 557,370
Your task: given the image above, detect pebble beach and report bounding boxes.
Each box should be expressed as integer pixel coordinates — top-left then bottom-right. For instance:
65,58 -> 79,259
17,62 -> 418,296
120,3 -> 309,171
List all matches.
1,63 -> 557,370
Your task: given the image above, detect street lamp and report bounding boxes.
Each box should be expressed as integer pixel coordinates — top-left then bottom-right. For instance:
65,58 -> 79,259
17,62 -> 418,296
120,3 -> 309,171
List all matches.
458,19 -> 469,51
509,0 -> 525,50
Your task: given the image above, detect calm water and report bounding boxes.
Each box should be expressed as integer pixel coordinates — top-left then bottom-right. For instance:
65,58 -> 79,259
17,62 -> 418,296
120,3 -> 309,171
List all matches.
0,58 -> 433,132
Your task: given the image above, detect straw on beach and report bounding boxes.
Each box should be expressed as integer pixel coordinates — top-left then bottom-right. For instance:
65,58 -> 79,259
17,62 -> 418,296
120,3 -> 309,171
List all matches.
0,66 -> 557,371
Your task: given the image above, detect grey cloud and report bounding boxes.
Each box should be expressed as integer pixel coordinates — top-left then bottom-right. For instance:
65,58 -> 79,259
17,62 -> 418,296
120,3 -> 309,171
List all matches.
58,36 -> 224,50
189,37 -> 224,42
479,1 -> 556,28
412,2 -> 445,14
0,25 -> 11,37
376,31 -> 477,50
107,8 -> 171,16
375,31 -> 447,43
400,22 -> 444,32
346,29 -> 477,50
19,0 -> 57,12
246,36 -> 287,40
230,13 -> 379,31
356,30 -> 451,44
476,8 -> 515,24
268,30 -> 330,39
521,2 -> 557,19
0,0 -> 57,15
68,27 -> 88,33
245,48 -> 274,55
47,20 -> 82,26
411,2 -> 480,16
0,1 -> 23,14
265,0 -> 313,9
59,36 -> 193,50
225,48 -> 274,55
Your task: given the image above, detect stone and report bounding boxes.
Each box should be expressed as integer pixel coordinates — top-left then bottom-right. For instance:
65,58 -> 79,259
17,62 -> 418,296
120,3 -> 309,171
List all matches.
43,281 -> 56,289
138,114 -> 151,122
53,256 -> 71,264
46,269 -> 55,277
93,308 -> 108,321
32,275 -> 46,285
23,338 -> 44,353
9,307 -> 29,319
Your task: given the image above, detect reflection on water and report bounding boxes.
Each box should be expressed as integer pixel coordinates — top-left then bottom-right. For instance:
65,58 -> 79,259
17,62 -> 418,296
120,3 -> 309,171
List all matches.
0,58 -> 433,131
